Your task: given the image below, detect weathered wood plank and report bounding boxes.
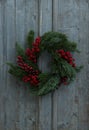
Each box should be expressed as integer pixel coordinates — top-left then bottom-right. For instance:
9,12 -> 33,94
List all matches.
52,1 -> 59,129
24,0 -> 39,130
53,0 -> 89,130
53,0 -> 81,130
3,0 -> 19,130
0,0 -> 19,130
16,0 -> 31,129
77,1 -> 89,129
25,0 -> 39,36
39,0 -> 52,35
16,0 -> 39,130
0,1 -> 7,130
38,0 -> 52,130
16,0 -> 38,130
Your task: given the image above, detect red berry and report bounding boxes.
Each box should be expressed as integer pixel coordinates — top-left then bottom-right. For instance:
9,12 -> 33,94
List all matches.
35,37 -> 41,44
18,63 -> 23,66
36,70 -> 39,75
26,48 -> 32,56
22,76 -> 29,82
59,49 -> 64,54
65,51 -> 70,56
17,56 -> 22,60
69,53 -> 72,57
62,55 -> 66,58
29,67 -> 33,70
69,57 -> 73,61
32,48 -> 35,53
33,59 -> 36,63
72,63 -> 76,67
64,56 -> 68,60
69,62 -> 73,65
61,52 -> 65,56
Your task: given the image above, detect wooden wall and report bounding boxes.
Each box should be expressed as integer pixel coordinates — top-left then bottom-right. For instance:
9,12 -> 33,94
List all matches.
0,0 -> 89,130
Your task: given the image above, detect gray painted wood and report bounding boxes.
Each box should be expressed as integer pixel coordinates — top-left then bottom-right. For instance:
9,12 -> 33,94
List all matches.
53,0 -> 89,130
16,0 -> 39,130
38,0 -> 52,130
53,1 -> 79,130
0,1 -> 6,130
16,0 -> 31,129
25,0 -> 39,130
4,0 -> 20,130
0,0 -> 89,130
77,1 -> 89,129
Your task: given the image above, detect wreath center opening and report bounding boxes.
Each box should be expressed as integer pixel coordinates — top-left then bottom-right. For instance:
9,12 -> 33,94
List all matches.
38,51 -> 52,73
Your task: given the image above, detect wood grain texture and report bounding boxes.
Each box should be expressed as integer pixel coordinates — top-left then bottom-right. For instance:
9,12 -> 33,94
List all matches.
24,0 -> 39,130
0,1 -> 6,130
53,0 -> 89,130
0,0 -> 89,130
77,1 -> 89,129
4,0 -> 19,130
16,0 -> 39,130
53,1 -> 79,130
38,0 -> 52,130
15,1 -> 26,129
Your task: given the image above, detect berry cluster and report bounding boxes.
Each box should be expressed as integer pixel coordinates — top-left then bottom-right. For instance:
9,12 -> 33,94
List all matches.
56,49 -> 76,67
56,49 -> 76,85
17,37 -> 41,87
26,37 -> 41,63
17,56 -> 33,72
22,75 -> 39,86
61,76 -> 68,85
17,56 -> 39,86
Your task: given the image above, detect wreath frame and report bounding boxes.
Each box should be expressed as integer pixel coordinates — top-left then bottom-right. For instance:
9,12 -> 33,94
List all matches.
7,30 -> 82,96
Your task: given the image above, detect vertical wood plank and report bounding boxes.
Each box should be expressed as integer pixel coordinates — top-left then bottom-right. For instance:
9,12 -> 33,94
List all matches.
0,0 -> 18,130
3,0 -> 19,130
16,0 -> 31,129
0,1 -> 6,130
38,0 -> 52,130
24,0 -> 39,130
25,0 -> 39,36
77,1 -> 89,129
53,0 -> 89,130
16,0 -> 39,130
52,0 -> 88,130
52,1 -> 59,129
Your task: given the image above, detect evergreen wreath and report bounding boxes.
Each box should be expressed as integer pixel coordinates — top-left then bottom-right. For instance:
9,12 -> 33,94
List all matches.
7,30 -> 82,96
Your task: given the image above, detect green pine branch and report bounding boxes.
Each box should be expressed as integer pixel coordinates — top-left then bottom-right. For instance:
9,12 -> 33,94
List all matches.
16,42 -> 26,58
38,75 -> 60,95
7,62 -> 26,79
40,31 -> 78,52
26,30 -> 34,48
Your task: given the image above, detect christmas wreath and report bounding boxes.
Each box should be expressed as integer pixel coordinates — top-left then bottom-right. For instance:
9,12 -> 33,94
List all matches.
7,31 -> 82,96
